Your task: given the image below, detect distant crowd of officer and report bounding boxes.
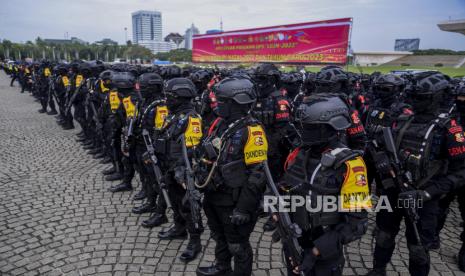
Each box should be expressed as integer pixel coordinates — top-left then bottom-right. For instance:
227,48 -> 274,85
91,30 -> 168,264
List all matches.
3,59 -> 465,276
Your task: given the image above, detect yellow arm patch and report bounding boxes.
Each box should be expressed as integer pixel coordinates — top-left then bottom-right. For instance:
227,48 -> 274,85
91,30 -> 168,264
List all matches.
62,76 -> 69,87
244,125 -> 268,165
75,74 -> 83,88
122,96 -> 137,118
340,156 -> 372,211
109,91 -> 121,112
100,80 -> 109,92
154,105 -> 169,130
25,68 -> 30,74
184,116 -> 202,148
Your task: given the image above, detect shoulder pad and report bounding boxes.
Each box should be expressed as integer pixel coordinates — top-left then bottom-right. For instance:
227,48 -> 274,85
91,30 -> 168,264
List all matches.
321,148 -> 362,169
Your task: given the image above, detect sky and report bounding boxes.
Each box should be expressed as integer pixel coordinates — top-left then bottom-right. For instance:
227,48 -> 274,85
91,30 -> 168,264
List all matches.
0,0 -> 464,51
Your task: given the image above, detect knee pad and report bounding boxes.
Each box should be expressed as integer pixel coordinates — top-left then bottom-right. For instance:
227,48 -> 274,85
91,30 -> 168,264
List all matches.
376,229 -> 396,249
408,243 -> 429,265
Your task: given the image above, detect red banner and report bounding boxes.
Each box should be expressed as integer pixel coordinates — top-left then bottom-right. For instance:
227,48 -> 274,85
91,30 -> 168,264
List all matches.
193,18 -> 352,64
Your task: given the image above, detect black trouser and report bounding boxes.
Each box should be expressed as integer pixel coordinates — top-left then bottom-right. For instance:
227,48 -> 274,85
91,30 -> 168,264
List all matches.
56,94 -> 66,118
166,170 -> 203,238
203,199 -> 256,276
73,101 -> 87,133
373,188 -> 438,276
48,89 -> 57,112
137,143 -> 167,214
437,186 -> 465,242
110,128 -> 124,173
38,86 -> 49,111
10,74 -> 17,86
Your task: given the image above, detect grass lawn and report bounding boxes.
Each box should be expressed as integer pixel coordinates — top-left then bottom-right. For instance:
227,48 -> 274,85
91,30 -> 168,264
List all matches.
294,65 -> 465,77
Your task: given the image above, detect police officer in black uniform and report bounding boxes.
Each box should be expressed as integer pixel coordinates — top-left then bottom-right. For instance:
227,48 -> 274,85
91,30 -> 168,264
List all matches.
367,72 -> 465,276
156,78 -> 203,262
108,71 -> 138,192
252,63 -> 292,232
137,72 -> 170,227
282,94 -> 370,276
364,74 -> 410,186
196,76 -> 268,276
435,81 -> 465,271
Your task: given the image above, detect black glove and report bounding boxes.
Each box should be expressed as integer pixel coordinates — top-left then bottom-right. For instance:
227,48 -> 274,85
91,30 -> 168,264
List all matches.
230,209 -> 250,225
373,152 -> 392,175
293,248 -> 317,275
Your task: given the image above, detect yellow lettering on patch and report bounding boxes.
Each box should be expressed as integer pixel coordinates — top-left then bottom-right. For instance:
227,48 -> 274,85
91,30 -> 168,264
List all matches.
123,96 -> 137,118
155,105 -> 169,130
75,74 -> 83,88
62,76 -> 69,87
184,116 -> 202,148
109,91 -> 121,112
244,125 -> 268,165
340,156 -> 372,211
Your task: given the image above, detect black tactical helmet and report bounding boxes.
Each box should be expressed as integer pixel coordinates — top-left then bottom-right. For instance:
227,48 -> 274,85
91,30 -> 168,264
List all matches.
139,72 -> 163,90
254,63 -> 281,78
303,72 -> 317,94
214,77 -> 257,104
164,77 -> 197,98
295,95 -> 351,130
405,72 -> 450,113
110,71 -> 136,89
56,64 -> 69,75
167,66 -> 182,79
89,60 -> 105,77
78,62 -> 92,76
372,73 -> 405,98
99,70 -> 114,82
315,66 -> 348,84
190,69 -> 213,92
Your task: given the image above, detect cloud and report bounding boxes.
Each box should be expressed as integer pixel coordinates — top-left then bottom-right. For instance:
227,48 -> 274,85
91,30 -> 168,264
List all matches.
0,0 -> 464,50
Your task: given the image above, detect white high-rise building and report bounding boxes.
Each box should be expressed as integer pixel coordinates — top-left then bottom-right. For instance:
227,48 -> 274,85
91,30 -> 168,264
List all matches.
184,23 -> 200,50
131,10 -> 175,54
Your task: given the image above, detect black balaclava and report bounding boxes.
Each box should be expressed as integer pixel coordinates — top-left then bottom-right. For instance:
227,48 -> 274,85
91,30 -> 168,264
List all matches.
217,98 -> 250,122
299,123 -> 339,151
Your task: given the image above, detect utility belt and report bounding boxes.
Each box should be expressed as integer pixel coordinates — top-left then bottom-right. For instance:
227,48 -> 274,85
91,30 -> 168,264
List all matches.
218,159 -> 248,188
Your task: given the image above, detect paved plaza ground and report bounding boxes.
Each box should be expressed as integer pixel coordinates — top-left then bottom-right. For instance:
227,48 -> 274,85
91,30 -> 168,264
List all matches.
0,72 -> 465,275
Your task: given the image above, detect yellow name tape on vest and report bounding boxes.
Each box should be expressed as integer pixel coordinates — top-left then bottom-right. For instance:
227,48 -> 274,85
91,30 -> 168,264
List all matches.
123,96 -> 137,118
75,74 -> 83,88
109,91 -> 121,112
244,125 -> 268,165
340,156 -> 372,211
185,116 -> 202,148
155,105 -> 168,130
44,68 -> 51,77
62,76 -> 69,87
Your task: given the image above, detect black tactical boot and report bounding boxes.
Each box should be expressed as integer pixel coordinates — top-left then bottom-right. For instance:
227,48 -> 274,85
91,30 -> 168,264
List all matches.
82,144 -> 95,150
38,108 -> 46,113
47,109 -> 58,115
105,172 -> 123,181
365,267 -> 387,276
196,262 -> 232,276
108,182 -> 132,193
458,243 -> 465,272
62,123 -> 75,130
180,238 -> 202,262
100,157 -> 112,164
133,189 -> 146,201
93,152 -> 106,159
132,201 -> 156,214
102,166 -> 116,175
142,213 -> 168,228
158,225 -> 187,240
88,148 -> 102,155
